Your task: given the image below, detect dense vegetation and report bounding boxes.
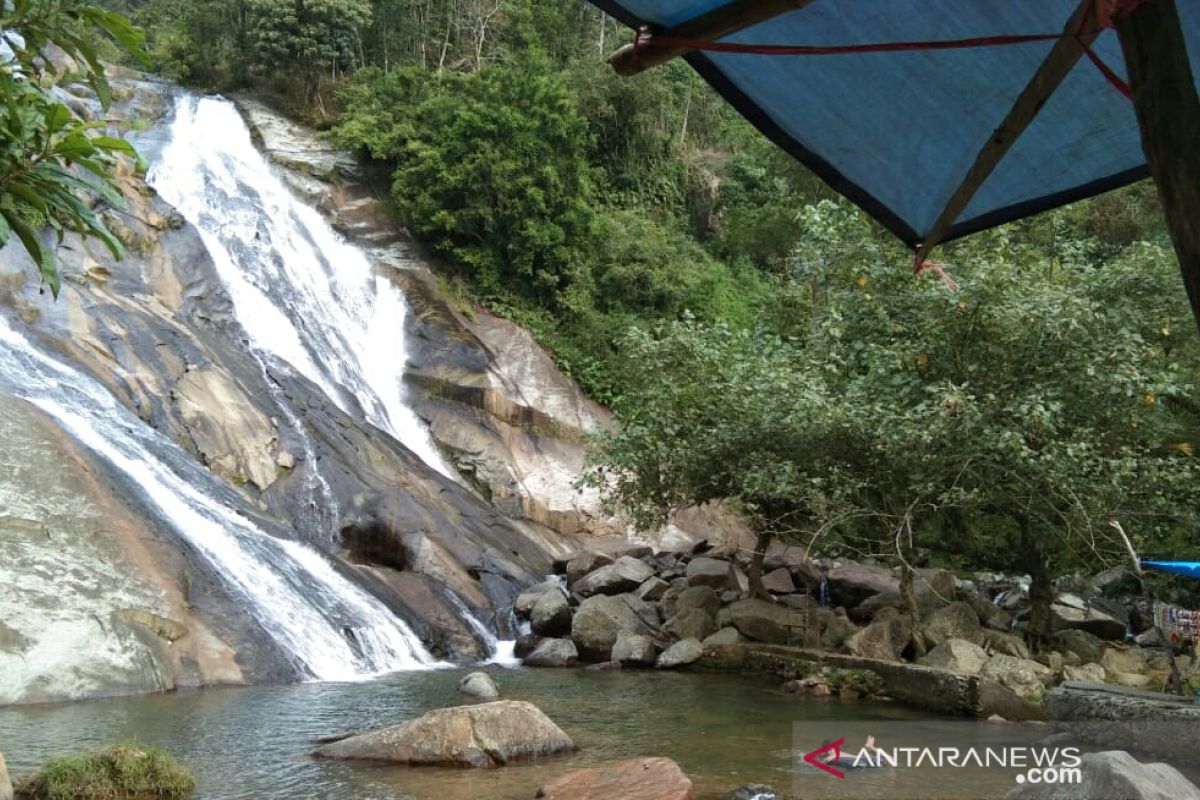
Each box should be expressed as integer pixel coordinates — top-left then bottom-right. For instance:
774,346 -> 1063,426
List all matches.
13,2 -> 1200,634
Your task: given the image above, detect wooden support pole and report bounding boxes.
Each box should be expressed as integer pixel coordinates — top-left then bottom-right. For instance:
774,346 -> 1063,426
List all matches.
608,0 -> 814,77
1115,0 -> 1200,335
915,0 -> 1101,262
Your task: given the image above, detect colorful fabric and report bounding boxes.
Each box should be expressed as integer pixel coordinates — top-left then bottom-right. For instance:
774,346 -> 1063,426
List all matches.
1154,601 -> 1199,644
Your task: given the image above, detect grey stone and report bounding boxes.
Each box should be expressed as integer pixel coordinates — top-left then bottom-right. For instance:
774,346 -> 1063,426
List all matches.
1052,597 -> 1128,641
636,576 -> 670,602
675,585 -> 721,617
566,551 -> 614,586
847,609 -> 912,661
982,630 -> 1032,660
825,562 -> 900,608
920,638 -> 990,674
1054,629 -> 1104,663
515,579 -> 565,618
1062,662 -> 1106,682
314,700 -> 575,766
656,638 -> 703,669
611,631 -> 657,666
762,567 -> 797,594
923,601 -> 983,647
457,671 -> 500,701
574,556 -> 656,598
571,593 -> 658,661
980,654 -> 1051,702
1005,750 -> 1200,800
686,557 -> 739,590
663,607 -> 716,642
718,598 -> 801,645
523,638 -> 578,668
0,750 -> 10,800
702,627 -> 743,647
530,590 -> 572,637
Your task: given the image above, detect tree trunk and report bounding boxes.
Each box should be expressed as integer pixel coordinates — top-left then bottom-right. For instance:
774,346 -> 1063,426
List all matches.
1027,558 -> 1054,652
900,563 -> 926,658
1115,0 -> 1200,335
747,531 -> 772,600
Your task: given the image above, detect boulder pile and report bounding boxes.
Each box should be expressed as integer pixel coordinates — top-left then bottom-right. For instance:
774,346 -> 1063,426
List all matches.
516,542 -> 1174,701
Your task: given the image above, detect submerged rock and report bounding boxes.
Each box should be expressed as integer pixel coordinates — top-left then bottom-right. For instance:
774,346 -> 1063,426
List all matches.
457,671 -> 500,701
536,756 -> 693,800
314,700 -> 575,767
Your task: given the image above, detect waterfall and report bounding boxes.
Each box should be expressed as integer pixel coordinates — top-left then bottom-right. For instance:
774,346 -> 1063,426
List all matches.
0,316 -> 438,680
141,93 -> 503,659
147,95 -> 454,481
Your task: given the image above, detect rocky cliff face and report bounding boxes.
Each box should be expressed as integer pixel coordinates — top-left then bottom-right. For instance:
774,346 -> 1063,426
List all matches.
0,75 -> 731,706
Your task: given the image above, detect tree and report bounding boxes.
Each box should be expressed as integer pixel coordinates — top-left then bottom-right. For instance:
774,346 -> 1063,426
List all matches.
587,201 -> 1200,646
244,0 -> 370,101
0,0 -> 146,296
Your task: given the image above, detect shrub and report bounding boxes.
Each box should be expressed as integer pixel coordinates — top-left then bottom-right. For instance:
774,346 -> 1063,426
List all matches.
15,743 -> 195,800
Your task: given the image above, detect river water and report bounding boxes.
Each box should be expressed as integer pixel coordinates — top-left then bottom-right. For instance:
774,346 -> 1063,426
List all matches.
0,668 -> 1069,800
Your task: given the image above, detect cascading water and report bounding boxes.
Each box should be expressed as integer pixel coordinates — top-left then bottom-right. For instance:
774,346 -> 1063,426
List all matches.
0,315 -> 438,680
141,93 -> 506,659
147,95 -> 454,481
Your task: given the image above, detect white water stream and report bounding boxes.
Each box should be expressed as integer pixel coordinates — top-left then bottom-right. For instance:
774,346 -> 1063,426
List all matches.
0,316 -> 437,680
148,95 -> 454,480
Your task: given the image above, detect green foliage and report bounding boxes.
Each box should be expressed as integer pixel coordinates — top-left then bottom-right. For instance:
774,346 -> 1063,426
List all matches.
586,200 -> 1200,615
244,0 -> 371,77
15,742 -> 196,800
0,0 -> 146,296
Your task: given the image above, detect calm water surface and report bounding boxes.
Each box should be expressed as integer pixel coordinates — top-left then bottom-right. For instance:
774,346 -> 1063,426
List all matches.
0,667 -> 1054,799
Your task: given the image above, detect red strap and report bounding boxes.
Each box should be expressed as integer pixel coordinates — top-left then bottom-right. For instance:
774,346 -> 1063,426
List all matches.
913,256 -> 960,292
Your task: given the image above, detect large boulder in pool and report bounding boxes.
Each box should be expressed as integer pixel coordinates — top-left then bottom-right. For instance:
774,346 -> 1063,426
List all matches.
530,591 -> 572,637
457,671 -> 500,700
571,594 -> 659,661
536,756 -> 694,800
1005,750 -> 1200,800
314,700 -> 575,767
715,599 -> 798,644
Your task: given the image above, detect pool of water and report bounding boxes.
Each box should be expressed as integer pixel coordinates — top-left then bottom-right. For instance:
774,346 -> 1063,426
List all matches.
0,668 -> 1084,799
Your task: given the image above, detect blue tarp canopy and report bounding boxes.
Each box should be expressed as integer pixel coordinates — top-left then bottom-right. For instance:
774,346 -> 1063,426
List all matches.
1143,560 -> 1200,580
588,0 -> 1200,248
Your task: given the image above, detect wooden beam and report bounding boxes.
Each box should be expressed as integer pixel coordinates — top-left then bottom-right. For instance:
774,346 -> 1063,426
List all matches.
915,0 -> 1101,262
609,0 -> 815,77
1115,0 -> 1200,335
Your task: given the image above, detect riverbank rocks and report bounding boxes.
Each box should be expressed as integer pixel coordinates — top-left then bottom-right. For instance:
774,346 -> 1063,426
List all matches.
530,591 -> 572,637
574,557 -> 656,598
566,552 -> 613,586
535,756 -> 693,800
1005,751 -> 1200,800
725,785 -> 785,800
458,672 -> 500,701
1051,595 -> 1128,642
657,638 -> 703,669
516,580 -> 564,617
922,601 -> 982,647
979,655 -> 1051,702
524,639 -> 578,668
920,638 -> 989,674
571,594 -> 659,661
315,701 -> 575,767
717,599 -> 798,645
612,632 -> 658,666
825,563 -> 899,607
847,608 -> 911,661
686,557 -> 740,591
1,750 -> 10,800
664,607 -> 716,642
